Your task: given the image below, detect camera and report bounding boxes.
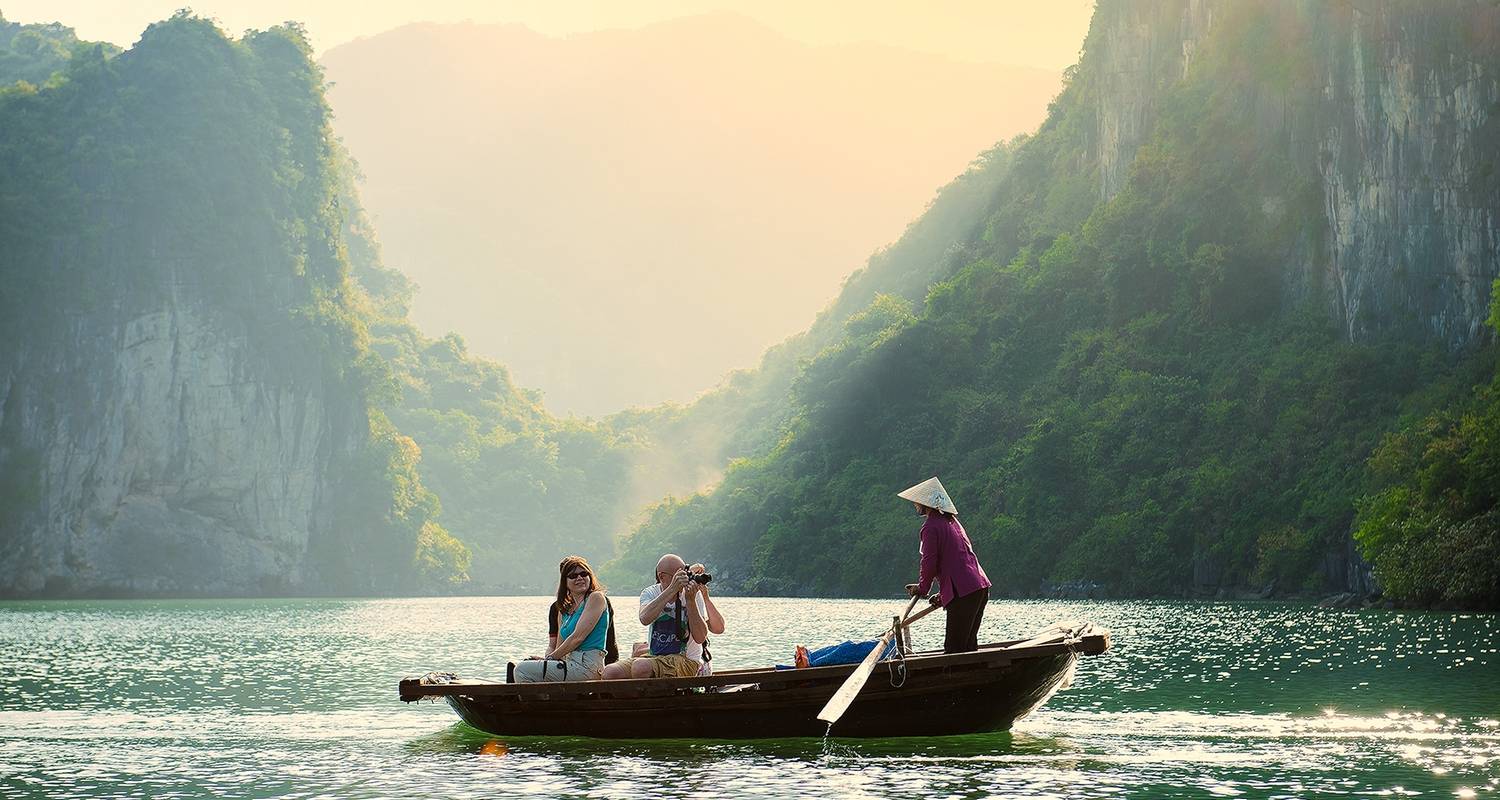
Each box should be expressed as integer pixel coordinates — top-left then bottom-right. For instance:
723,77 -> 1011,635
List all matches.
687,571 -> 712,584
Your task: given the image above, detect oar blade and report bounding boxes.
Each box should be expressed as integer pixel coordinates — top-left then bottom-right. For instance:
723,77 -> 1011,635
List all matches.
816,595 -> 921,727
815,628 -> 895,725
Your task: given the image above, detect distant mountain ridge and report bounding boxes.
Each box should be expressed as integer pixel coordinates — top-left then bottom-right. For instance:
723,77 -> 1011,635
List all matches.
320,15 -> 1060,415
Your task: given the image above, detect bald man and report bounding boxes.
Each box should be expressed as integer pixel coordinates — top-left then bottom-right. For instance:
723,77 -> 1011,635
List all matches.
599,553 -> 709,680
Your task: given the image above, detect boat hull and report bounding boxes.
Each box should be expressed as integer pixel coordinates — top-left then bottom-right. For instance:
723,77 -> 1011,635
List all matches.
401,624 -> 1108,740
444,650 -> 1076,739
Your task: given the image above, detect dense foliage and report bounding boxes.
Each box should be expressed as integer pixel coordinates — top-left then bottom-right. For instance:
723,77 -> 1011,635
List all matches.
334,161 -> 638,591
0,14 -> 465,592
611,3 -> 1497,603
0,14 -> 116,87
1353,297 -> 1500,608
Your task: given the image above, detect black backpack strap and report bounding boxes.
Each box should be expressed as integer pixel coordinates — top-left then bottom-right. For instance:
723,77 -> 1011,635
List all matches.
605,597 -> 619,664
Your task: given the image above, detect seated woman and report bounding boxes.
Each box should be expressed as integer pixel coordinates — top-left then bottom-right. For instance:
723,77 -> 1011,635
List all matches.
549,589 -> 618,665
512,556 -> 610,682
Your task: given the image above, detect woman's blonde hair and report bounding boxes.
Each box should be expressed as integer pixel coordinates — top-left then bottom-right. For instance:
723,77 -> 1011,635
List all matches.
555,555 -> 604,615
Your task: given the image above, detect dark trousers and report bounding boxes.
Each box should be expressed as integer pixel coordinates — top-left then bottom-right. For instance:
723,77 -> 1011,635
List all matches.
943,587 -> 989,654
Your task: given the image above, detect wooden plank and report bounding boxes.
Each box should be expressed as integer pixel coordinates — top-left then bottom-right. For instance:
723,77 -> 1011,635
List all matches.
400,660 -> 865,700
399,649 -> 1029,700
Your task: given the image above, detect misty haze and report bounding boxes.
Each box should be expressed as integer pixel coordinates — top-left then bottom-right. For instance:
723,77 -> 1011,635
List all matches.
322,13 -> 1059,414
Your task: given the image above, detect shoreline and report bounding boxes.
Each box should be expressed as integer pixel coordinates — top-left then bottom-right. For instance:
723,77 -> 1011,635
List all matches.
2,591 -> 1481,611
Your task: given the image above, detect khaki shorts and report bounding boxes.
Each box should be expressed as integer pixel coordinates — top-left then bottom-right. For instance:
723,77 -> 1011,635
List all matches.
616,653 -> 700,678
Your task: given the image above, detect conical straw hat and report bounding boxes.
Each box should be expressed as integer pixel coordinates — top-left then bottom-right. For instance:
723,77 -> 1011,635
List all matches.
897,477 -> 957,514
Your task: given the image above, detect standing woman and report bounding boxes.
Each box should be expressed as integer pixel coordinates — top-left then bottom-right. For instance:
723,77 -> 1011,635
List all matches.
900,477 -> 992,654
513,556 -> 610,682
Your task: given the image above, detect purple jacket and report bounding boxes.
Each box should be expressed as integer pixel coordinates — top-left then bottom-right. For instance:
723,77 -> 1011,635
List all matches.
916,514 -> 991,607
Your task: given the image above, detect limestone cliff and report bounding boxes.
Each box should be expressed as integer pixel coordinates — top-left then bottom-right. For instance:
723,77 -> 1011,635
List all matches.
0,16 -> 429,597
1084,0 -> 1499,348
0,278 -> 364,596
1315,3 -> 1499,347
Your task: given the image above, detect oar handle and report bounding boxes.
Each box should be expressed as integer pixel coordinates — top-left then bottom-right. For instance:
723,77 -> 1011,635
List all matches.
901,595 -> 941,627
901,593 -> 921,620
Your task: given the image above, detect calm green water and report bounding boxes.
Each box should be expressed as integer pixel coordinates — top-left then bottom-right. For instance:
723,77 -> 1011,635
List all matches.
1,597 -> 1495,799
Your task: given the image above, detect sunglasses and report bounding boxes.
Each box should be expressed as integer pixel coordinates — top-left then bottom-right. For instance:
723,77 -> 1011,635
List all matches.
565,571 -> 590,580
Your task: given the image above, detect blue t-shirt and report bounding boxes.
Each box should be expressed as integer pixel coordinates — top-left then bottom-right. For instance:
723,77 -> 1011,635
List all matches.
558,595 -> 609,653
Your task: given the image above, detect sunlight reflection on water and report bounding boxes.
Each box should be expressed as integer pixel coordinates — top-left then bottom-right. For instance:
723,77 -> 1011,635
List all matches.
1,597 -> 1495,798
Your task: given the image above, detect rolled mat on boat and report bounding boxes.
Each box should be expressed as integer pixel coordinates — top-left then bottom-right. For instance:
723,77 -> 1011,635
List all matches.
775,638 -> 898,670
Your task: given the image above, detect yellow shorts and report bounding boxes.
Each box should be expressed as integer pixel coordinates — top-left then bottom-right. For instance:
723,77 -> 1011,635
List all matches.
617,653 -> 700,678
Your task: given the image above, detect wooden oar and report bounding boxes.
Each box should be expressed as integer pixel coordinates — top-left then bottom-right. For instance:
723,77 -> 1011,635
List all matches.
902,595 -> 941,626
816,594 -> 921,726
898,594 -> 940,649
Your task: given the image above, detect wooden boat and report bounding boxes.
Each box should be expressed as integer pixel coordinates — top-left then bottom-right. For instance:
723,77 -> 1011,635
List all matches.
398,621 -> 1110,739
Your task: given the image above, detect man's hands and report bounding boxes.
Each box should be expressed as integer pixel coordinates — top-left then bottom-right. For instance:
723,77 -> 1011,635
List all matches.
689,563 -> 711,596
676,566 -> 710,597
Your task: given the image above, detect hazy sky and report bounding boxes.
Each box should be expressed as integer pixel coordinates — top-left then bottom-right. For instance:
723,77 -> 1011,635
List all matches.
321,17 -> 1063,414
6,0 -> 1096,69
10,0 -> 1098,414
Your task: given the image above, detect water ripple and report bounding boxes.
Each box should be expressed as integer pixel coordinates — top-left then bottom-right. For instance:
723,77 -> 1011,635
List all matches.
1,597 -> 1495,799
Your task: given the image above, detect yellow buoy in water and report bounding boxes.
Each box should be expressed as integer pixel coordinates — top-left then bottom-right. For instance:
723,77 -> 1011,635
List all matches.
479,739 -> 508,757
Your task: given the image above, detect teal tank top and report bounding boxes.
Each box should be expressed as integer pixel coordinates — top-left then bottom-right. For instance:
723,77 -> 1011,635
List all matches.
559,595 -> 609,653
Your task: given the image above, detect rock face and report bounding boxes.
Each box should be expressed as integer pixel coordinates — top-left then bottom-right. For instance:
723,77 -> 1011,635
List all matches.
1089,0 -> 1218,203
1086,0 -> 1499,348
0,17 -> 375,598
0,278 -> 364,597
1079,0 -> 1498,597
1316,7 -> 1500,347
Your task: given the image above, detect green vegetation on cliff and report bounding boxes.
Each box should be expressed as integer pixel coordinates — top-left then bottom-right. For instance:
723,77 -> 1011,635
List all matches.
1353,299 -> 1500,608
336,157 -> 636,591
0,14 -> 117,88
611,2 -> 1499,605
355,293 -> 637,590
0,13 -> 465,593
